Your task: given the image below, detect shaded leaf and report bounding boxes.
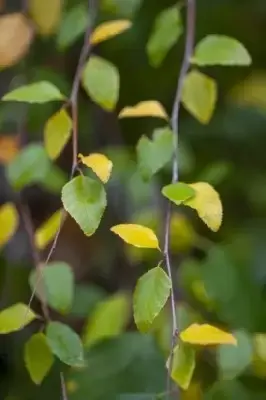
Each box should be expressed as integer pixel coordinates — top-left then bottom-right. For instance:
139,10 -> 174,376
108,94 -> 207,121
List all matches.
162,182 -> 195,206
0,135 -> 20,164
35,209 -> 62,250
24,333 -> 54,384
61,175 -> 107,236
180,323 -> 237,345
79,153 -> 113,183
57,3 -> 88,50
182,70 -> 217,124
167,343 -> 196,390
133,266 -> 171,332
91,20 -> 132,45
147,5 -> 183,67
29,0 -> 62,36
82,55 -> 119,111
2,81 -> 65,103
119,101 -> 168,120
191,35 -> 252,66
44,108 -> 72,160
0,303 -> 37,334
101,0 -> 142,18
111,224 -> 159,249
0,203 -> 19,247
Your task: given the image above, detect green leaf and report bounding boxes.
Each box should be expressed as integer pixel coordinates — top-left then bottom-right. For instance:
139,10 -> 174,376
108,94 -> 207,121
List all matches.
61,175 -> 107,236
82,55 -> 119,111
44,108 -> 72,160
24,333 -> 54,385
83,293 -> 130,348
168,342 -> 196,390
181,70 -> 217,124
101,0 -> 142,18
191,35 -> 252,66
147,5 -> 183,67
29,262 -> 74,314
137,127 -> 173,180
46,321 -> 85,367
0,303 -> 37,334
7,144 -> 50,190
133,266 -> 171,333
162,182 -> 195,206
57,4 -> 88,50
217,330 -> 253,380
2,81 -> 65,103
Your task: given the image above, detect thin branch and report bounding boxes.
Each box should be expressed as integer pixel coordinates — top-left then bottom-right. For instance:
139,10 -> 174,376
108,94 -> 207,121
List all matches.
60,372 -> 69,400
163,0 -> 196,394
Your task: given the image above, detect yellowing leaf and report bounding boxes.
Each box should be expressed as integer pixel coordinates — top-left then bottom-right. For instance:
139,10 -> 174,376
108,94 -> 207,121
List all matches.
0,203 -> 19,247
35,209 -> 62,250
78,153 -> 113,183
91,20 -> 132,45
0,135 -> 20,164
0,303 -> 37,334
29,0 -> 62,36
110,224 -> 160,249
180,323 -> 237,346
44,108 -> 72,160
184,182 -> 223,232
119,101 -> 168,120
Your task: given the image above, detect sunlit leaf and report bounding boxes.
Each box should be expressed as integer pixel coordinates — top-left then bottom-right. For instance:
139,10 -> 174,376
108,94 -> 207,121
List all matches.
184,182 -> 223,232
57,3 -> 88,50
82,55 -> 119,111
24,333 -> 54,385
162,182 -> 195,206
29,262 -> 74,314
133,266 -> 171,332
79,153 -> 113,183
35,209 -> 62,250
147,5 -> 183,67
191,35 -> 252,66
61,175 -> 107,236
44,108 -> 72,160
181,70 -> 217,124
29,0 -> 62,36
0,135 -> 20,164
119,101 -> 168,120
0,303 -> 37,334
0,13 -> 33,68
83,293 -> 130,347
2,81 -> 65,103
111,224 -> 160,249
180,323 -> 237,345
46,321 -> 85,367
0,203 -> 19,247
91,20 -> 132,45
167,342 -> 196,390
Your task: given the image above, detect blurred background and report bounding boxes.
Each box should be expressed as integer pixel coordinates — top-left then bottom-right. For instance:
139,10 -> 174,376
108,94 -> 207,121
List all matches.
1,0 -> 266,398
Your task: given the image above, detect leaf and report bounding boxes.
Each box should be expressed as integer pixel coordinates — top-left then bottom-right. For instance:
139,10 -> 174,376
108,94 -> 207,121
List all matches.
111,224 -> 160,249
82,55 -> 119,111
57,3 -> 88,50
137,127 -> 174,180
0,203 -> 19,247
101,0 -> 142,18
0,13 -> 33,68
2,81 -> 65,103
0,303 -> 37,334
181,70 -> 217,124
83,293 -> 130,347
46,321 -> 85,367
147,5 -> 183,67
79,153 -> 113,183
133,266 -> 171,332
7,144 -> 50,191
29,262 -> 74,314
184,182 -> 223,232
91,20 -> 132,45
35,209 -> 62,250
162,182 -> 196,206
44,108 -> 72,160
61,175 -> 107,236
191,35 -> 252,66
119,101 -> 168,120
29,0 -> 62,36
167,343 -> 196,390
180,323 -> 237,345
0,135 -> 20,164
24,333 -> 54,384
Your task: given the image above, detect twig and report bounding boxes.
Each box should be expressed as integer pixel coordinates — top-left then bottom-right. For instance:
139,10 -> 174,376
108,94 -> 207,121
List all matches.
60,372 -> 69,400
164,0 -> 196,395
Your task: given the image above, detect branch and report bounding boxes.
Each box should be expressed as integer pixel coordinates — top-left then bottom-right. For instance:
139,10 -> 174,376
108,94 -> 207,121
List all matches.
163,0 -> 196,393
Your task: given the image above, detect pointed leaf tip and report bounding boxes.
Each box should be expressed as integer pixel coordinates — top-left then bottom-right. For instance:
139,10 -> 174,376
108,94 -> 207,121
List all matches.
79,153 -> 113,183
110,223 -> 160,249
180,323 -> 237,346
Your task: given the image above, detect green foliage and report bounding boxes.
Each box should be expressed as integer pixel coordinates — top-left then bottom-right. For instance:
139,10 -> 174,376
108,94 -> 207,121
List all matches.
0,303 -> 37,334
57,4 -> 88,50
2,81 -> 65,103
44,108 -> 72,160
169,343 -> 195,390
162,182 -> 195,205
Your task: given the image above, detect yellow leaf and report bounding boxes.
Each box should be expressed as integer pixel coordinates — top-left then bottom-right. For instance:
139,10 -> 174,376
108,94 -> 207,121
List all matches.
110,224 -> 160,249
0,203 -> 19,247
180,323 -> 237,346
0,135 -> 20,164
78,153 -> 113,183
119,101 -> 168,120
91,20 -> 132,45
29,0 -> 62,36
35,209 -> 62,250
0,303 -> 37,334
184,182 -> 223,232
44,108 -> 72,160
0,13 -> 33,68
